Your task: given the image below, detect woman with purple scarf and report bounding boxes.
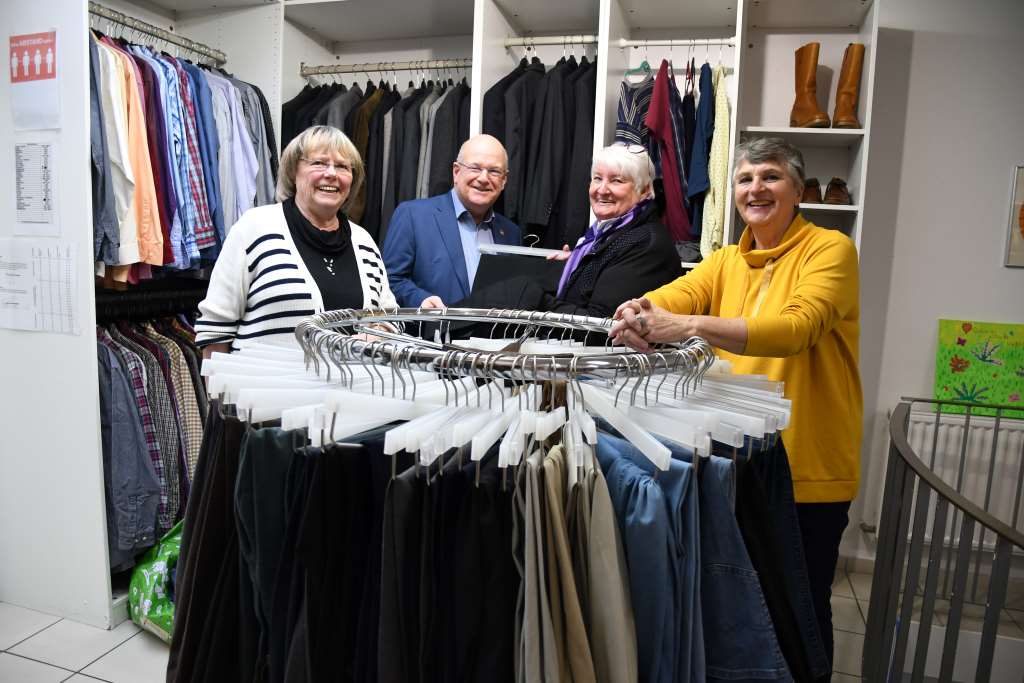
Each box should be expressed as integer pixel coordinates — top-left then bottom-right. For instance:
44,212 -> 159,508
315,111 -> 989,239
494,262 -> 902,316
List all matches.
545,143 -> 683,318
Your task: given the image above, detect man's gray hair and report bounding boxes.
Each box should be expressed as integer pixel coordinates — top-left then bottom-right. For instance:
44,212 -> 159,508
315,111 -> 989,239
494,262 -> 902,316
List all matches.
590,144 -> 655,197
276,125 -> 364,209
732,136 -> 806,189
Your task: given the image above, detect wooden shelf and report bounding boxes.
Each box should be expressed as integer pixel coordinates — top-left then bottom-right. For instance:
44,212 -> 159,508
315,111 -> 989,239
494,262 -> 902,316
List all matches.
800,203 -> 859,212
743,126 -> 865,148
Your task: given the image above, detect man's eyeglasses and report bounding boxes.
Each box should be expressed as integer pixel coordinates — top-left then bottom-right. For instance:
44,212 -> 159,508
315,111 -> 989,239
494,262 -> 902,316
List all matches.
455,161 -> 507,180
301,158 -> 353,174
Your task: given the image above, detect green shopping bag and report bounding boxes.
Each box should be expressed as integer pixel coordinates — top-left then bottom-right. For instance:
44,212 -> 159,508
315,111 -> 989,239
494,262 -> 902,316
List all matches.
128,520 -> 182,643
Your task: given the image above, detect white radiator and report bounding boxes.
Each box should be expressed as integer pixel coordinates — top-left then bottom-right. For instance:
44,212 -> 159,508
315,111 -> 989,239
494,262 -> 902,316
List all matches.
905,410 -> 1024,542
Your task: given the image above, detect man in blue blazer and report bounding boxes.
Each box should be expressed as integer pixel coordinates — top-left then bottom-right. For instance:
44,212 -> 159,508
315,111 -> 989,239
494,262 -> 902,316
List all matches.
382,134 -> 521,307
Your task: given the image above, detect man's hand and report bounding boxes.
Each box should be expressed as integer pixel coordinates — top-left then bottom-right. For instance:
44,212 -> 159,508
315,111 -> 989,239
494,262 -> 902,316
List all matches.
547,244 -> 572,261
419,295 -> 445,309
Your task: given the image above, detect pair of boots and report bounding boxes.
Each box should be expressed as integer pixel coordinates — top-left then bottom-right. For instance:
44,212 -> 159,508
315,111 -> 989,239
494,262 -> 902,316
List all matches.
802,177 -> 851,205
790,42 -> 864,128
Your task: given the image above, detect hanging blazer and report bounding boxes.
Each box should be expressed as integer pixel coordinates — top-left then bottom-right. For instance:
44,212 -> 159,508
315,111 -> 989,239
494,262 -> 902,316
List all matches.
381,192 -> 521,307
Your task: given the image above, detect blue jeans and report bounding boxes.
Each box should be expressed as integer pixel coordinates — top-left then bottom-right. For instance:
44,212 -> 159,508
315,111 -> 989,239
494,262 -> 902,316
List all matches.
597,433 -> 704,683
712,437 -> 830,680
667,443 -> 791,681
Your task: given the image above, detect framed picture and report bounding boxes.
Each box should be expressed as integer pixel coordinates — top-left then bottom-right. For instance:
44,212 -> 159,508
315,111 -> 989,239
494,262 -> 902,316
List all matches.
1005,164 -> 1024,267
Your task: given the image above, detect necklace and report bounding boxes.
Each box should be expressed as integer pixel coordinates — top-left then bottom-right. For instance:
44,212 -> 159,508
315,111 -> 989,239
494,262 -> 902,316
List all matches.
323,256 -> 336,275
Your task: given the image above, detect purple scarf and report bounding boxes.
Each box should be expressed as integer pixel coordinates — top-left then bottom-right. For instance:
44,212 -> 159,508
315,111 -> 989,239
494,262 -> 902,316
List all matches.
556,198 -> 652,297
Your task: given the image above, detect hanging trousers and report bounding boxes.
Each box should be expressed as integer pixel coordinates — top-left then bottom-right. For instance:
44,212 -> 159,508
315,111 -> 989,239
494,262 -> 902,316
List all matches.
796,501 -> 852,681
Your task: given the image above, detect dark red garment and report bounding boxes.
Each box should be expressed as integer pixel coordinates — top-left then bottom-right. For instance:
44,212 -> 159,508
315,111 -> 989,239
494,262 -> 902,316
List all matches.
129,51 -> 176,264
645,60 -> 692,241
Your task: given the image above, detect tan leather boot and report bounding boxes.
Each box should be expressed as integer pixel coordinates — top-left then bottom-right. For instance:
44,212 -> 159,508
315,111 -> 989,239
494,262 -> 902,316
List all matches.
790,42 -> 830,128
832,43 -> 865,128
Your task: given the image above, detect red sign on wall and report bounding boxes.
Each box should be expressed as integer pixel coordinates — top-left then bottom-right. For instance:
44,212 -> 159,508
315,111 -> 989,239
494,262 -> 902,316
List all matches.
9,32 -> 56,83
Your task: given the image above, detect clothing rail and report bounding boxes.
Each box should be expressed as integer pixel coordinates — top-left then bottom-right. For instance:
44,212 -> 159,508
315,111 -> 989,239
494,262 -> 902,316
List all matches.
618,38 -> 736,48
504,35 -> 598,48
300,59 -> 471,78
294,308 -> 716,384
95,281 -> 208,323
87,1 -> 227,65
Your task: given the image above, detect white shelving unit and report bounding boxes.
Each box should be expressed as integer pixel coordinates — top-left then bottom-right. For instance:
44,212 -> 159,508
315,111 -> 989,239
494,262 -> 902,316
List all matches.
737,0 -> 880,249
0,0 -> 882,631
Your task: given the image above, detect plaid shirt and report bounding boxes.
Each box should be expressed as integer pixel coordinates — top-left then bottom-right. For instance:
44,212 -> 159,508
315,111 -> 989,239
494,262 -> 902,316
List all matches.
145,324 -> 204,480
97,329 -> 170,529
170,58 -> 216,250
108,326 -> 181,527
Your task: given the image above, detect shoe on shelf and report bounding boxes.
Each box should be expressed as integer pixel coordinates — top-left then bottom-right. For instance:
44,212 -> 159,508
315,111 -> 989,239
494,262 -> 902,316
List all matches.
789,42 -> 830,128
801,178 -> 823,204
824,177 -> 852,205
832,43 -> 865,128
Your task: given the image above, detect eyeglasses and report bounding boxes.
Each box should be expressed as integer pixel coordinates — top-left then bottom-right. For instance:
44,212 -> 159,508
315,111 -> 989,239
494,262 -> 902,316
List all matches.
455,161 -> 507,180
301,157 -> 353,174
620,143 -> 647,155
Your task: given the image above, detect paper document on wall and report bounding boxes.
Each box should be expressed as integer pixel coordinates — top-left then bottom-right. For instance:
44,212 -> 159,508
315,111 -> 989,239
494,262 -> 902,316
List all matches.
8,31 -> 60,130
0,238 -> 79,335
14,142 -> 58,235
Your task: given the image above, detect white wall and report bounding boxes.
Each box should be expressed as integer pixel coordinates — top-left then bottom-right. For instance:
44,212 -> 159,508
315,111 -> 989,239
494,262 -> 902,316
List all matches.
845,0 -> 1024,560
0,0 -> 113,627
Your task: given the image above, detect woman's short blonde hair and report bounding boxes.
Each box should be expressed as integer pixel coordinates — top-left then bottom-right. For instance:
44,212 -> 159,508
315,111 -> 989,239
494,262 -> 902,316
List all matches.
276,125 -> 365,211
590,143 -> 655,198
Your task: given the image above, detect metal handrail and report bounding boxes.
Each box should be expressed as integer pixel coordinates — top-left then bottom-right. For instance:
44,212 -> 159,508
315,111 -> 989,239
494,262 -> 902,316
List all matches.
889,401 -> 1024,549
862,399 -> 1024,683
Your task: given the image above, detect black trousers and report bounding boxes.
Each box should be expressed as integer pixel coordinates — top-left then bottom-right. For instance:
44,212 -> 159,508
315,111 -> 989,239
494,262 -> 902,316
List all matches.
796,501 -> 852,679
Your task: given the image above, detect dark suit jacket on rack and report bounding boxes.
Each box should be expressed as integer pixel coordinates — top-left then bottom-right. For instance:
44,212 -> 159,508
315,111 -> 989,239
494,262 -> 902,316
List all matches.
522,58 -> 574,239
381,192 -> 521,307
502,59 -> 545,223
426,82 -> 468,198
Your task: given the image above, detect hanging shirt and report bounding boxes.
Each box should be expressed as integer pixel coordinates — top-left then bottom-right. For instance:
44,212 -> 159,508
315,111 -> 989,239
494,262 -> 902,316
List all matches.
614,72 -> 660,173
452,189 -> 494,288
202,69 -> 237,234
168,57 -> 216,251
180,61 -> 224,253
204,69 -> 259,229
645,60 -> 692,242
687,62 -> 716,238
702,65 -> 731,258
89,37 -> 119,265
92,38 -> 139,272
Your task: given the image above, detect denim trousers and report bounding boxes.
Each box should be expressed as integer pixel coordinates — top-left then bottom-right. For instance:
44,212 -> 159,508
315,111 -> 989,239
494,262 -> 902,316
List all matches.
713,437 -> 830,680
663,442 -> 791,681
597,432 -> 704,683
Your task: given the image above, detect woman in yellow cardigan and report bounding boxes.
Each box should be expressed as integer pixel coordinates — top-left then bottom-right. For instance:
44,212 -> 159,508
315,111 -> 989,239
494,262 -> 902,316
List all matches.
611,136 -> 861,678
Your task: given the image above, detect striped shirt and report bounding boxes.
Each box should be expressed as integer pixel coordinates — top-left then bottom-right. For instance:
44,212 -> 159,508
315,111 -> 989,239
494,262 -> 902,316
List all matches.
195,202 -> 397,350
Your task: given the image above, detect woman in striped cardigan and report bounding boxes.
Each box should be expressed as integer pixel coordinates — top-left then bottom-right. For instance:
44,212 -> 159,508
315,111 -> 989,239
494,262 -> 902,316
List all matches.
195,126 -> 396,355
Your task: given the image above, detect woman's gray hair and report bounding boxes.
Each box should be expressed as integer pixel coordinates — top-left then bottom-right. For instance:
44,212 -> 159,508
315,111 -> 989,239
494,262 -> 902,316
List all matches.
733,136 -> 806,189
276,125 -> 365,210
591,143 -> 655,197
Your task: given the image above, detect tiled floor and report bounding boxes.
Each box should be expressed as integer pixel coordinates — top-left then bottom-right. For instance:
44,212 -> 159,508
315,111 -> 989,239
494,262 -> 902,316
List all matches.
0,603 -> 167,683
1,568 -> 1020,682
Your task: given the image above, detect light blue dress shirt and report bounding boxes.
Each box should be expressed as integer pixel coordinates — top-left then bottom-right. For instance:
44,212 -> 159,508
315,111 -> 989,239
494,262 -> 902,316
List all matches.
450,189 -> 494,288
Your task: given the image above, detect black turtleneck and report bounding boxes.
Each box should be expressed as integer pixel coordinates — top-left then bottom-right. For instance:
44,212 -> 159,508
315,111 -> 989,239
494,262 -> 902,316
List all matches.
282,197 -> 362,311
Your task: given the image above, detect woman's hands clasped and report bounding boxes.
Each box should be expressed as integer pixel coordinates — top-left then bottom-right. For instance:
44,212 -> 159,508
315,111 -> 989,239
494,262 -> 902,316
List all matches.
610,297 -> 686,352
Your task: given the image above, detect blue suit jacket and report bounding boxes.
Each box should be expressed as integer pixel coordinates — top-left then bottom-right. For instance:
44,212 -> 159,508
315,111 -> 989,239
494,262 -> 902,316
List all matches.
381,192 -> 521,306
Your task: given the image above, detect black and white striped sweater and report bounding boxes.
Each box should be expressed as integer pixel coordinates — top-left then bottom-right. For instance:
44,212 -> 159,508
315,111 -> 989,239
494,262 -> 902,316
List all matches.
195,203 -> 396,349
